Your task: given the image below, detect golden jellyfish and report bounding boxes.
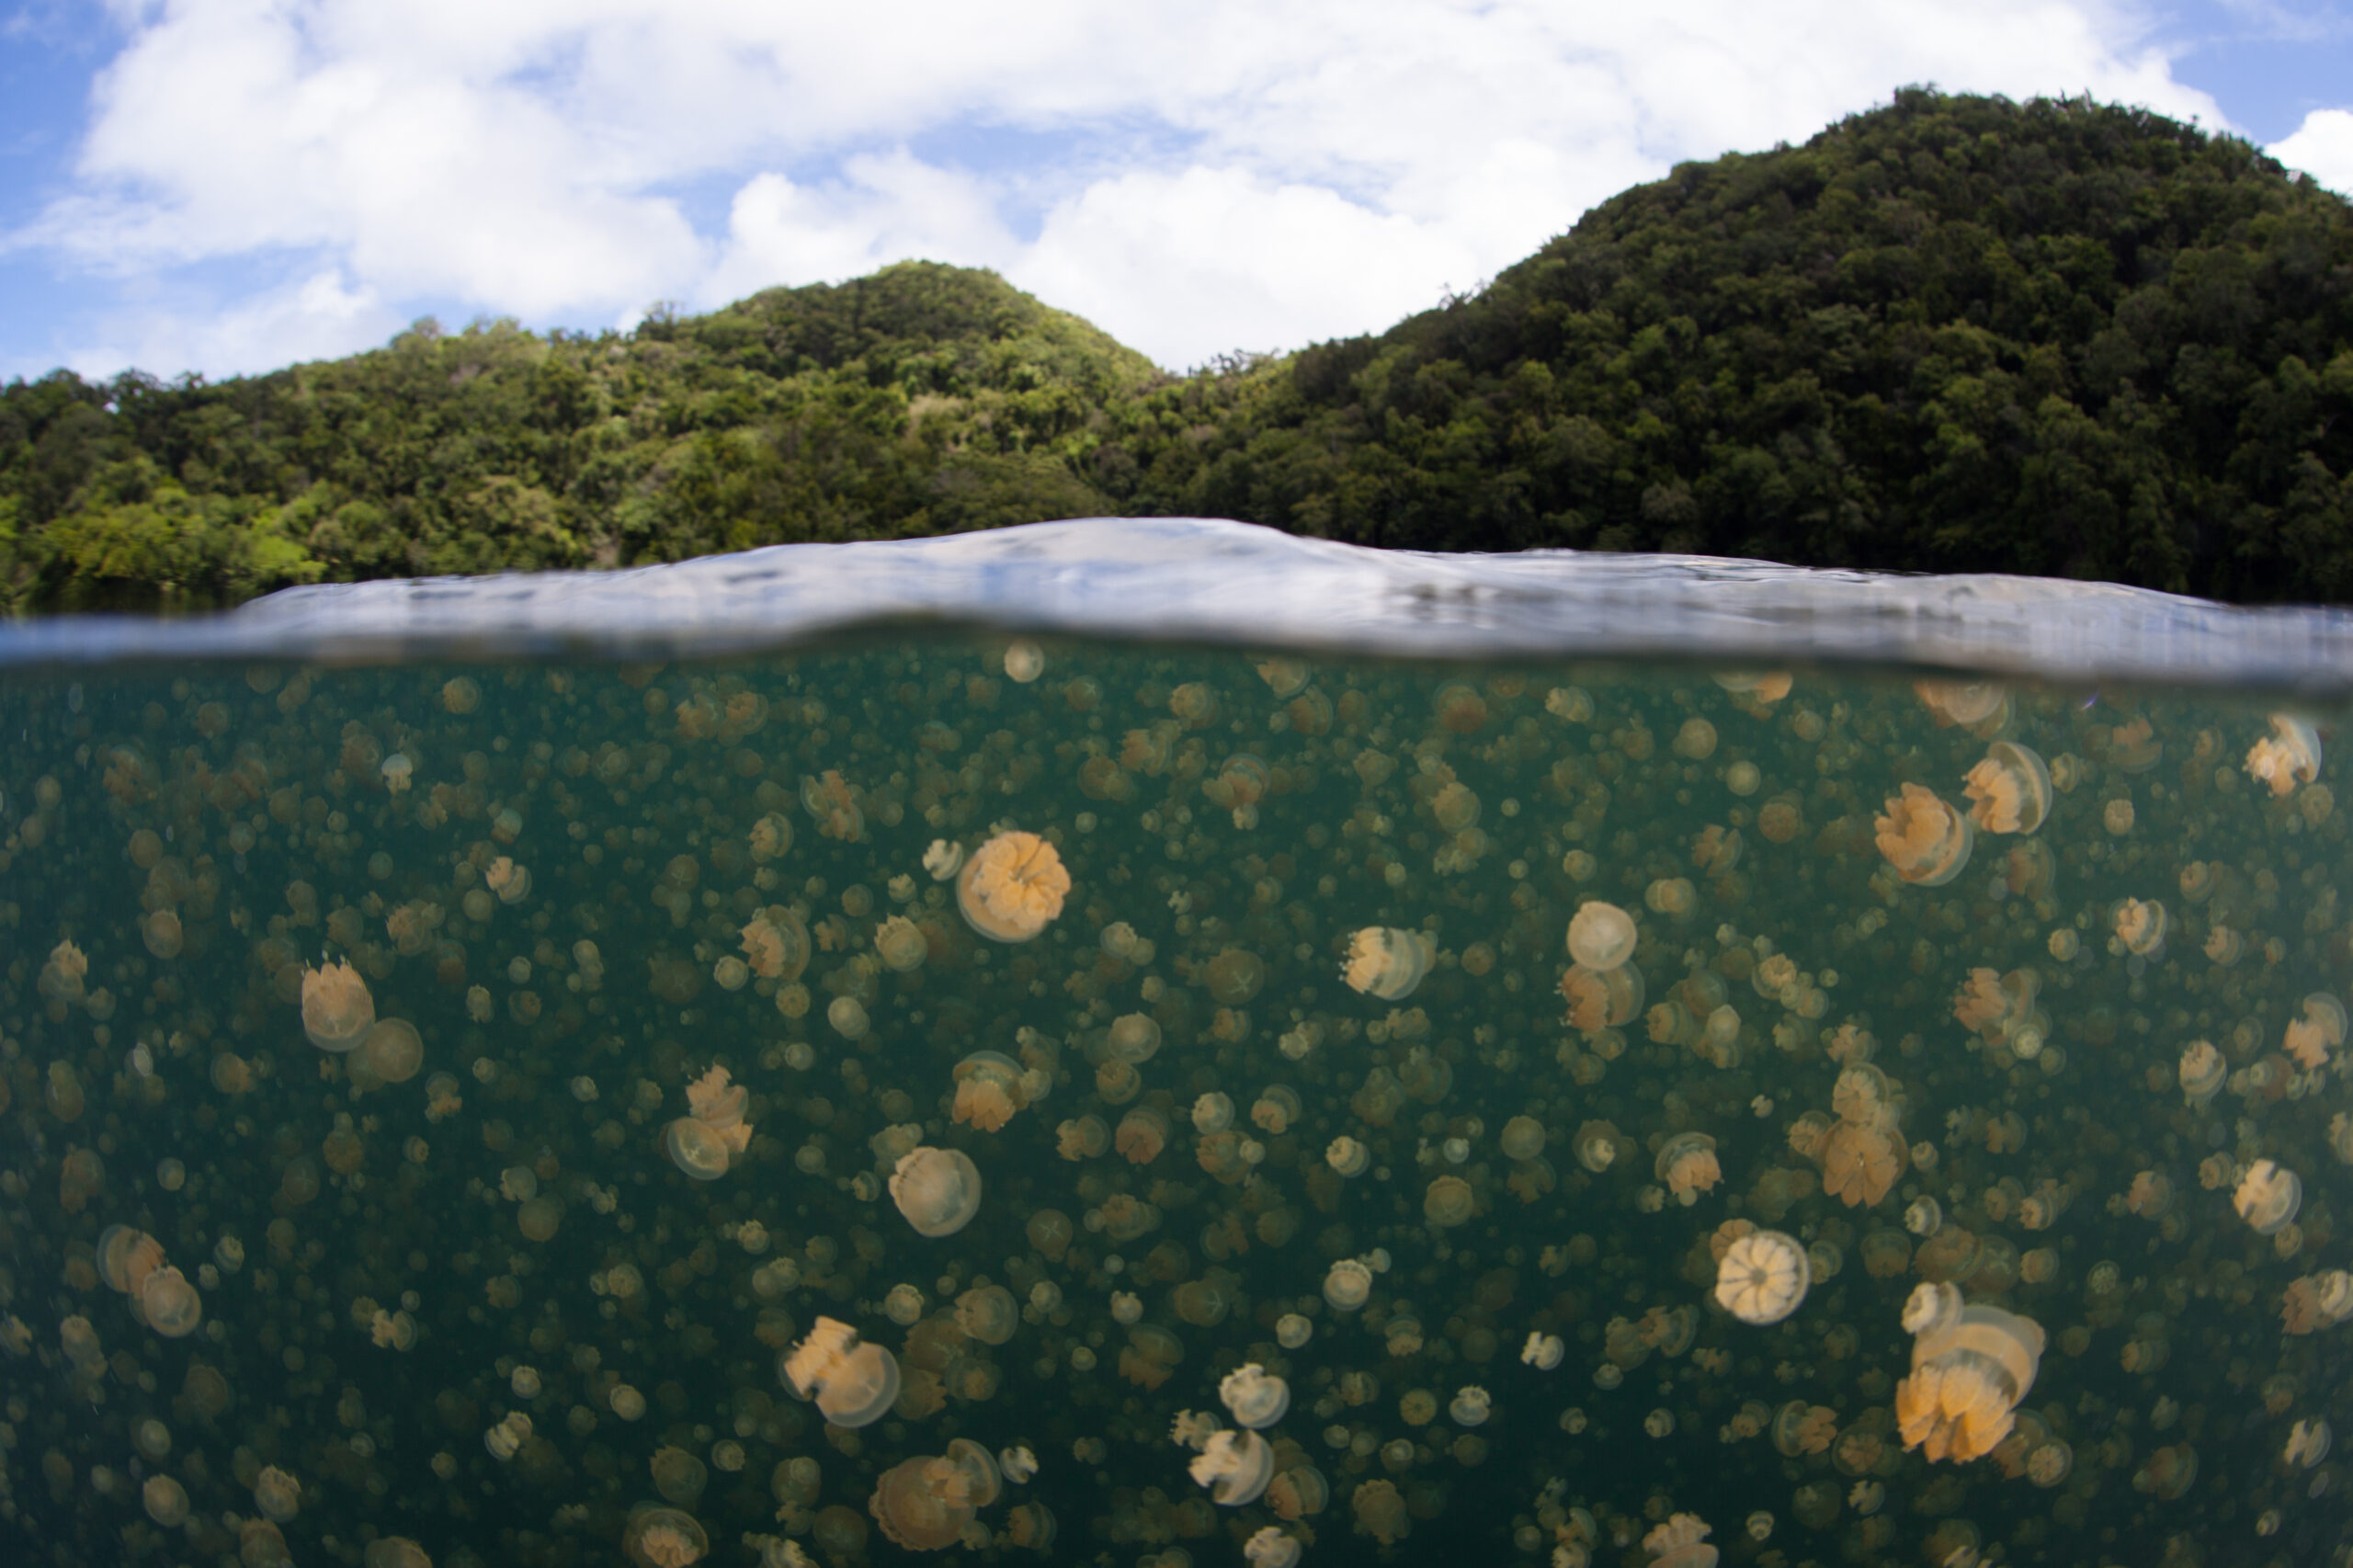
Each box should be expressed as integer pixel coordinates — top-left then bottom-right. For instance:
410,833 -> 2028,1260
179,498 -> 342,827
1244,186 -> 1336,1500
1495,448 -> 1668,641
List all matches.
1915,678 -> 2009,733
1220,1364 -> 1290,1427
1642,1514 -> 1718,1568
358,1019 -> 424,1085
2114,897 -> 2166,957
782,1317 -> 902,1428
363,1541 -> 432,1568
141,1267 -> 202,1337
950,1051 -> 1029,1132
665,1118 -> 730,1182
1715,1230 -> 1809,1324
1893,1282 -> 2045,1462
142,908 -> 183,960
874,915 -> 927,972
142,1473 -> 188,1528
1350,1479 -> 1411,1545
1962,741 -> 2052,835
956,831 -> 1070,942
2234,1159 -> 2302,1235
652,1446 -> 709,1507
1574,1119 -> 1627,1173
1189,1429 -> 1274,1506
954,1284 -> 1017,1345
1872,783 -> 1972,886
300,960 -> 375,1051
2285,994 -> 2347,1071
740,909 -> 810,982
1559,961 -> 1644,1029
1654,1131 -> 1721,1205
889,1146 -> 983,1237
2178,1040 -> 2225,1106
97,1225 -> 165,1296
1243,1528 -> 1300,1568
2246,714 -> 2323,796
1424,1175 -> 1475,1226
1324,1258 -> 1374,1312
1340,926 -> 1434,1001
1106,1012 -> 1162,1064
622,1504 -> 710,1567
1500,1116 -> 1545,1161
1115,1108 -> 1169,1165
1565,901 -> 1638,971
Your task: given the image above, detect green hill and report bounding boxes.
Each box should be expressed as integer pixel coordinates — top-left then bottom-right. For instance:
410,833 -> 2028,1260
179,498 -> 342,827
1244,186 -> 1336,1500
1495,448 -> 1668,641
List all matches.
4,87 -> 2350,610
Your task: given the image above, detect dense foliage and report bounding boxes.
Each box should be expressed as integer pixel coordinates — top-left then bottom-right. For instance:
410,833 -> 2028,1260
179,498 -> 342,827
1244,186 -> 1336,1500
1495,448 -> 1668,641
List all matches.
5,88 -> 2350,609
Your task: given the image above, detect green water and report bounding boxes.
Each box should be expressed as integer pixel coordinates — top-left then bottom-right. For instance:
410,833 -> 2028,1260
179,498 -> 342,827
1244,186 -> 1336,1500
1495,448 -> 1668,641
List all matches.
0,643 -> 2346,1568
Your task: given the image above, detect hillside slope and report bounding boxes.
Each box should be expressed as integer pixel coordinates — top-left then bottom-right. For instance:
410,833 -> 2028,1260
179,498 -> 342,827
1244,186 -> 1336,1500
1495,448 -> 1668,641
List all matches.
3,88 -> 2348,609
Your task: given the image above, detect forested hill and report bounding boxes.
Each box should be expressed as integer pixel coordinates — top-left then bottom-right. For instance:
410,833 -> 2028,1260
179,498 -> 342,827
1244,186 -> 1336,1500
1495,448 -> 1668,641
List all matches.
4,87 -> 2350,611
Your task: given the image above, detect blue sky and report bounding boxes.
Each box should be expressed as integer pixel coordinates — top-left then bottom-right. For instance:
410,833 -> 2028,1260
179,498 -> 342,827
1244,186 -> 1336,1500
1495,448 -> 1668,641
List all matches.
1,0 -> 2348,383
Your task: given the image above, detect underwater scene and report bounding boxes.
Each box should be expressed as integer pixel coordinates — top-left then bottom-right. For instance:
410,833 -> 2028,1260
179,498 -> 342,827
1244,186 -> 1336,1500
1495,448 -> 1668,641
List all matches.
0,640 -> 2347,1568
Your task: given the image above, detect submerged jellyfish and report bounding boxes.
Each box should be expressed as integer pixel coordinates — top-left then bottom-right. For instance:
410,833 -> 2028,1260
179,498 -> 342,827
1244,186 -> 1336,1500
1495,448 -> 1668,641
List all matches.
1654,1131 -> 1721,1205
957,831 -> 1071,942
1714,1230 -> 1810,1324
301,960 -> 376,1051
2246,714 -> 2323,796
2179,1040 -> 2225,1106
1565,902 -> 1638,971
2234,1159 -> 2302,1235
1893,1282 -> 2044,1462
1340,927 -> 1434,1001
1220,1364 -> 1290,1428
1189,1429 -> 1275,1506
1642,1514 -> 1718,1568
781,1318 -> 902,1428
1962,742 -> 2052,835
1324,1259 -> 1374,1312
890,1146 -> 983,1237
2285,994 -> 2347,1071
1871,784 -> 1973,886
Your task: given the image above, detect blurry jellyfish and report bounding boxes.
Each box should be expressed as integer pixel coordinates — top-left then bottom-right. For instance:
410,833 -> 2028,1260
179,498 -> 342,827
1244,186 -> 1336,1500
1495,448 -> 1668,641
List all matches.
1574,1121 -> 1625,1173
1871,784 -> 1973,886
301,960 -> 376,1051
1107,1013 -> 1163,1064
2285,994 -> 2347,1071
889,1146 -> 983,1236
1277,1314 -> 1313,1349
666,1065 -> 754,1181
1324,1259 -> 1374,1312
874,915 -> 927,972
1326,1136 -> 1370,1177
140,1267 -> 202,1337
622,1503 -> 710,1568
1243,1528 -> 1302,1568
1893,1282 -> 2044,1462
1220,1364 -> 1291,1428
2234,1159 -> 2302,1235
1961,742 -> 2052,835
142,1474 -> 188,1528
2286,1418 -> 2332,1469
1003,642 -> 1045,682
2114,898 -> 2167,958
1714,1230 -> 1810,1324
1500,1117 -> 1545,1160
1341,927 -> 1434,1000
1642,1514 -> 1718,1568
254,1465 -> 302,1522
2179,1040 -> 2225,1106
952,1051 -> 1029,1131
1565,903 -> 1638,971
1189,1430 -> 1275,1506
1521,1334 -> 1564,1369
2246,714 -> 2323,796
1449,1387 -> 1492,1426
358,1019 -> 425,1085
957,831 -> 1071,942
780,1318 -> 902,1428
1424,1175 -> 1475,1226
1654,1131 -> 1721,1205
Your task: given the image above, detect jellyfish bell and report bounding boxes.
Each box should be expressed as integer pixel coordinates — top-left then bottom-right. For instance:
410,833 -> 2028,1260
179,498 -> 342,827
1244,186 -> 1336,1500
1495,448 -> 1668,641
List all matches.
2234,1159 -> 2302,1235
781,1317 -> 903,1429
1893,1282 -> 2045,1462
665,1118 -> 732,1181
300,960 -> 376,1051
2247,714 -> 2323,796
2179,1040 -> 2225,1106
1654,1131 -> 1722,1205
890,1146 -> 983,1237
1189,1429 -> 1275,1506
1642,1514 -> 1718,1568
1324,1258 -> 1374,1312
1962,742 -> 2053,835
1220,1364 -> 1290,1428
140,1267 -> 202,1337
1341,927 -> 1434,1001
1873,784 -> 1973,886
622,1503 -> 711,1568
1714,1230 -> 1811,1324
957,830 -> 1071,942
358,1019 -> 425,1086
1565,902 -> 1639,971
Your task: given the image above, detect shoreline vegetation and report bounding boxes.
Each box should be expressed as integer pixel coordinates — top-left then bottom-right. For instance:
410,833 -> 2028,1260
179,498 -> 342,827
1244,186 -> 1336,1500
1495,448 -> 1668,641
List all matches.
3,87 -> 2349,613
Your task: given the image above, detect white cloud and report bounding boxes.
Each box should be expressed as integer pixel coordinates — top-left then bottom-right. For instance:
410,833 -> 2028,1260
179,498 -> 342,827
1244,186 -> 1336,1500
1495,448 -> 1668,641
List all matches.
64,266 -> 400,383
12,0 -> 2242,377
2270,107 -> 2353,194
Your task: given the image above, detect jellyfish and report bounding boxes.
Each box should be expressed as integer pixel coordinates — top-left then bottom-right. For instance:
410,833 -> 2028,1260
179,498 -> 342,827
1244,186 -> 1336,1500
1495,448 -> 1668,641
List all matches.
1565,902 -> 1638,971
2285,994 -> 2347,1071
140,1267 -> 202,1337
1714,1230 -> 1810,1324
2246,714 -> 2323,796
254,1465 -> 302,1522
951,1051 -> 1029,1132
2234,1159 -> 2302,1235
2114,898 -> 2166,958
1220,1364 -> 1290,1428
1424,1175 -> 1476,1226
781,1318 -> 903,1429
1341,927 -> 1434,1001
1242,1528 -> 1301,1568
2179,1040 -> 2225,1106
1574,1120 -> 1626,1173
957,830 -> 1070,942
1189,1429 -> 1274,1506
1449,1387 -> 1492,1426
1871,783 -> 1973,886
622,1504 -> 710,1567
1961,742 -> 2052,835
1324,1259 -> 1374,1312
890,1147 -> 983,1237
1893,1282 -> 2045,1462
1522,1333 -> 1565,1369
2287,1418 -> 2333,1469
301,960 -> 376,1051
142,1474 -> 189,1528
1642,1514 -> 1718,1568
1654,1131 -> 1721,1205
358,1019 -> 424,1085
954,1285 -> 1018,1345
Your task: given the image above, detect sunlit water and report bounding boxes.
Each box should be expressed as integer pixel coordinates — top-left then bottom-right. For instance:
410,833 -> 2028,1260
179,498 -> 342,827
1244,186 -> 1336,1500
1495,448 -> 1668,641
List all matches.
2,530 -> 2352,1568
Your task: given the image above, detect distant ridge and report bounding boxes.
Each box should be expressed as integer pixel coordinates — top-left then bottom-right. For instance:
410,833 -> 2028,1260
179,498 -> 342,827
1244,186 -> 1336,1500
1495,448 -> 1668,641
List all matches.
2,88 -> 2347,610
